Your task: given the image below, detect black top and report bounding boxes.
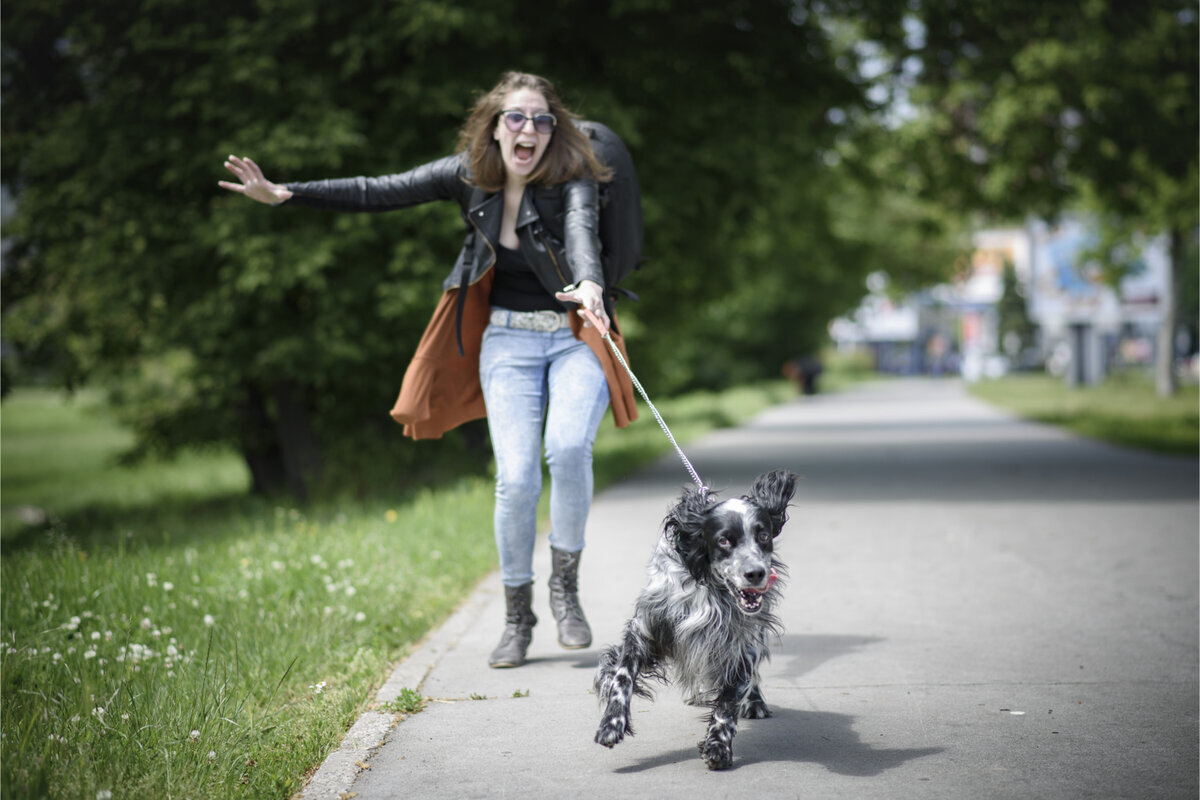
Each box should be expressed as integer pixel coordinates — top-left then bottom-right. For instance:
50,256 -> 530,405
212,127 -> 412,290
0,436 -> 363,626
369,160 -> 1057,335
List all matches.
489,244 -> 566,312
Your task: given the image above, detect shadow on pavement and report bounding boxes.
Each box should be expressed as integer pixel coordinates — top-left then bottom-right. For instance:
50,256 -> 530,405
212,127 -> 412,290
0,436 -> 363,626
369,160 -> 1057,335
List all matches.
602,633 -> 942,777
737,707 -> 944,776
610,708 -> 942,776
772,633 -> 885,679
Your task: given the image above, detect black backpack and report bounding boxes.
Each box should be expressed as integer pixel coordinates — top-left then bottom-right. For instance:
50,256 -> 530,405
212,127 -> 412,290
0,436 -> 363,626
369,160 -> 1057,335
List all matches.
578,120 -> 644,302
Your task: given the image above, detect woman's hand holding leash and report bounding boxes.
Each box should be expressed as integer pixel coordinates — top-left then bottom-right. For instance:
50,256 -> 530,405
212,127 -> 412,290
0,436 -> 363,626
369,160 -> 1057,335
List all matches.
219,155 -> 293,205
570,291 -> 707,492
555,280 -> 609,335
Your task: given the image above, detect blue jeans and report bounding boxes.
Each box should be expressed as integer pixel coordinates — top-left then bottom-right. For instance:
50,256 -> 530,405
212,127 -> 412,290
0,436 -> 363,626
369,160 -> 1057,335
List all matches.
479,320 -> 610,587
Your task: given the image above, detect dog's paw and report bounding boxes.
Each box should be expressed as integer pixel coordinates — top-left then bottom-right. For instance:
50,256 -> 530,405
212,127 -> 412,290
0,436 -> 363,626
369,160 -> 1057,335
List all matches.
595,709 -> 630,748
698,736 -> 734,770
740,698 -> 771,719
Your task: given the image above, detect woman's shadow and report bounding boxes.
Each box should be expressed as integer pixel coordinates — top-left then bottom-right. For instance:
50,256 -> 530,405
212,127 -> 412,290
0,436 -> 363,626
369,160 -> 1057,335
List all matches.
614,634 -> 943,775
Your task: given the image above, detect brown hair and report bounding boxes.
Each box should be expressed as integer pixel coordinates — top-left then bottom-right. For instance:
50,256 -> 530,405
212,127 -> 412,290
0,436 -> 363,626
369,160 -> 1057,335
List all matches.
457,71 -> 613,192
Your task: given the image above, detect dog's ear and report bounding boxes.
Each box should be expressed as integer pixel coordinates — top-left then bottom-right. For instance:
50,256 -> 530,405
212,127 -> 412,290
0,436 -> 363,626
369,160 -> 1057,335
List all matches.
664,485 -> 716,536
664,485 -> 718,581
749,470 -> 797,536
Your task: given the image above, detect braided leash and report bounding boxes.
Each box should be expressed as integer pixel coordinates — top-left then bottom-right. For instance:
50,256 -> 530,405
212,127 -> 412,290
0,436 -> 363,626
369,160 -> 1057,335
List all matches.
579,308 -> 707,492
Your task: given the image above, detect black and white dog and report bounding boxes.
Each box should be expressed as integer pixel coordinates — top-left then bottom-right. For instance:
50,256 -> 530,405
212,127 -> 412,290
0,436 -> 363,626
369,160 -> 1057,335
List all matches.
594,470 -> 797,770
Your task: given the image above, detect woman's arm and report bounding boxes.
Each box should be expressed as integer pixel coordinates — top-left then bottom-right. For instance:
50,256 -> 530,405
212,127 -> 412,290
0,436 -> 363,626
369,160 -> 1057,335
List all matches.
560,177 -> 604,288
555,177 -> 609,332
220,154 -> 467,212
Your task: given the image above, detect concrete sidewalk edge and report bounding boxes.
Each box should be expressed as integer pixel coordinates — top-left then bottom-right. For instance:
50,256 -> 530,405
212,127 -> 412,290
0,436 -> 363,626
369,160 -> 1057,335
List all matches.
295,570 -> 502,799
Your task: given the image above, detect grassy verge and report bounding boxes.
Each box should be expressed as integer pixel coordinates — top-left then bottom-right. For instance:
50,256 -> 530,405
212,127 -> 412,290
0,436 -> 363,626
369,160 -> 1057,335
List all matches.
0,379 -> 793,800
0,389 -> 252,533
967,372 -> 1199,456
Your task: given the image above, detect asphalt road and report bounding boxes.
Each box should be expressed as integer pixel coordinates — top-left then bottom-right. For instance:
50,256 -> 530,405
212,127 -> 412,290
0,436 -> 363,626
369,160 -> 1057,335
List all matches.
300,378 -> 1199,800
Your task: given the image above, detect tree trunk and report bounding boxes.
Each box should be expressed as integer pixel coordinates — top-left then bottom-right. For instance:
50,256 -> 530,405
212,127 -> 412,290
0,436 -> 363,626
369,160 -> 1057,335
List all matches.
237,382 -> 287,495
236,380 -> 323,501
1156,229 -> 1181,397
273,379 -> 323,502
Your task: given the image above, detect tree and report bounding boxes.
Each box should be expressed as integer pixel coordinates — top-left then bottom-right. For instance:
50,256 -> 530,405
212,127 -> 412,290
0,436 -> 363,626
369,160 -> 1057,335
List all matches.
4,0 -> 952,498
857,0 -> 1198,393
996,261 -> 1036,364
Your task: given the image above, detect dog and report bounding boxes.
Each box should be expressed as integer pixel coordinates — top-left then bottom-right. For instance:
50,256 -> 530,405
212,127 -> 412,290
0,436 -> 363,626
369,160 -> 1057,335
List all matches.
593,469 -> 797,770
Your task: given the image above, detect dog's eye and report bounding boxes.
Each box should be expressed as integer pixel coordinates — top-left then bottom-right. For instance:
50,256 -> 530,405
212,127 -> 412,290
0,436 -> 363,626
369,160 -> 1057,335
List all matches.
756,528 -> 771,544
717,536 -> 732,549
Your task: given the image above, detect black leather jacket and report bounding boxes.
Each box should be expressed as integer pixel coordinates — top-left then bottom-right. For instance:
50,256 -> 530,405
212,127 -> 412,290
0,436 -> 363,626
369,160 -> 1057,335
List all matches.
283,153 -> 605,298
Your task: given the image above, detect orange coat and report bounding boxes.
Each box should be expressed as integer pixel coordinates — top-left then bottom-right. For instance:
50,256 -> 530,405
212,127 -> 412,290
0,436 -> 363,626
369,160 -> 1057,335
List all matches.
389,271 -> 638,440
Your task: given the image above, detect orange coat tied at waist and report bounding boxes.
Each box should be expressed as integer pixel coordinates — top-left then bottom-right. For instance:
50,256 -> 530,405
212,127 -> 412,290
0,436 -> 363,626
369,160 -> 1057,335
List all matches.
390,270 -> 638,440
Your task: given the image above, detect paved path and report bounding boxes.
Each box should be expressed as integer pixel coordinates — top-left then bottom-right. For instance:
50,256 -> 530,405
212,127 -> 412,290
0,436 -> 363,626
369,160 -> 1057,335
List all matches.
300,379 -> 1198,799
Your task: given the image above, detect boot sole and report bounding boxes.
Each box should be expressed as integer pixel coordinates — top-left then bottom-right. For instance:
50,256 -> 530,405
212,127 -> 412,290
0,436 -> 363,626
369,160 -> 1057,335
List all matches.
557,640 -> 591,650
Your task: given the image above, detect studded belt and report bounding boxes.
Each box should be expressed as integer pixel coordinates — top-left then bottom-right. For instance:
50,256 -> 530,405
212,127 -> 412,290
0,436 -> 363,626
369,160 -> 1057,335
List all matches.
489,308 -> 570,332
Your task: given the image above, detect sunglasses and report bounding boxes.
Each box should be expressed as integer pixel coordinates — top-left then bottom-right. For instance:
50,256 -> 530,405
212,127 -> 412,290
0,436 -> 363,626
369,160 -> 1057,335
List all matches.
499,109 -> 557,135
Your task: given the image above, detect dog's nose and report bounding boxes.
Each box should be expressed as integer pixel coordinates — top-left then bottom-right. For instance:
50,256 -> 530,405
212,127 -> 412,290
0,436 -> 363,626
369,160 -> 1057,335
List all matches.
744,567 -> 766,586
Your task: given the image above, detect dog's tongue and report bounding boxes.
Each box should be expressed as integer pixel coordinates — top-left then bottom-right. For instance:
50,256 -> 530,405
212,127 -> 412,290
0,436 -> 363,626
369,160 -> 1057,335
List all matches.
745,568 -> 778,595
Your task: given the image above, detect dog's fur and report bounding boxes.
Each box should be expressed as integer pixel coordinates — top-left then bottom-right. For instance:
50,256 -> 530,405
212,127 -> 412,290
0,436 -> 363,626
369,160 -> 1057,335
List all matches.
593,470 -> 797,770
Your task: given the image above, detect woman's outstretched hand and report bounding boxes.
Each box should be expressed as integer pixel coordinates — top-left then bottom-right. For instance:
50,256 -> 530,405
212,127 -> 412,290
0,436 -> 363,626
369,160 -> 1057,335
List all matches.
555,280 -> 610,336
218,155 -> 293,205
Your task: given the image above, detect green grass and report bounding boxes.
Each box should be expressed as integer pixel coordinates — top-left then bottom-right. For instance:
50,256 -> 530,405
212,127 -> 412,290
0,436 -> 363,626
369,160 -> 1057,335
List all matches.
0,380 -> 792,800
967,372 -> 1199,456
0,389 -> 252,533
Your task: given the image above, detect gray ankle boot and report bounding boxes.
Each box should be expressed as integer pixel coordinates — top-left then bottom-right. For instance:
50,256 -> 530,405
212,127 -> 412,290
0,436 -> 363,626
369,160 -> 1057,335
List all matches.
488,582 -> 537,668
548,547 -> 592,649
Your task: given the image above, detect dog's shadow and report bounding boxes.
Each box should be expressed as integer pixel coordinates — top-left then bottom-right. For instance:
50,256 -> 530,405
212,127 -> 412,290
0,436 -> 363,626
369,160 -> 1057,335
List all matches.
771,633 -> 884,679
612,634 -> 943,776
735,707 -> 943,775
614,708 -> 942,777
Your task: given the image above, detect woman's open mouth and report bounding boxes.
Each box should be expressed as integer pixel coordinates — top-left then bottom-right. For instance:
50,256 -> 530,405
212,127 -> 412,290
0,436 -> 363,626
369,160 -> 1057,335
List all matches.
514,143 -> 536,163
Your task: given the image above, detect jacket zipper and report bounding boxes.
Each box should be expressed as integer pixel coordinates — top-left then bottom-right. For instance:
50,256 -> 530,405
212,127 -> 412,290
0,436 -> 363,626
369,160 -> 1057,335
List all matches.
538,232 -> 569,287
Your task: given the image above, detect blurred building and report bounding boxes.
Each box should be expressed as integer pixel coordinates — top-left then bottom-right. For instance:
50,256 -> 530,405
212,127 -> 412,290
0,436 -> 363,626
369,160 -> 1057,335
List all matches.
829,217 -> 1172,384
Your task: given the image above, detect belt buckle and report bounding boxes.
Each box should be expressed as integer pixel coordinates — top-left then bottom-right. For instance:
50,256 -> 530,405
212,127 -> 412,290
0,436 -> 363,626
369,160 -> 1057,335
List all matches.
530,311 -> 562,332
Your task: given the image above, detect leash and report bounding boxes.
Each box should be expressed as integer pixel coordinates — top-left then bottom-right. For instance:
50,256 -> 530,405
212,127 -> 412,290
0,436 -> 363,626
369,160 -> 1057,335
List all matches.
579,307 -> 707,492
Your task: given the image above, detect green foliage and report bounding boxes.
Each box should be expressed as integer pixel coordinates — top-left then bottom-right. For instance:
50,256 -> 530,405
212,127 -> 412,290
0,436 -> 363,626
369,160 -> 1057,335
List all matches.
2,0 -> 956,495
995,261 -> 1036,358
857,0 -> 1198,267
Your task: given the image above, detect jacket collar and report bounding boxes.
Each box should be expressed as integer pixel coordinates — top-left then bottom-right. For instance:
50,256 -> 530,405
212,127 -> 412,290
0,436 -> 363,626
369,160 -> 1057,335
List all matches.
466,186 -> 542,246
515,189 -> 541,229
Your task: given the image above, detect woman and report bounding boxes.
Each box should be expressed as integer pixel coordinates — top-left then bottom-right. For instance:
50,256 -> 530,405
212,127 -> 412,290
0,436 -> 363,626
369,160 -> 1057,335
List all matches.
219,71 -> 637,669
